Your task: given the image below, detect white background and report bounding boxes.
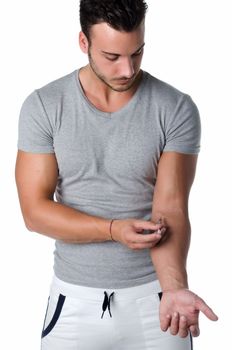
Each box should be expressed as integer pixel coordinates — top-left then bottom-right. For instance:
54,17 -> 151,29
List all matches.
1,0 -> 231,348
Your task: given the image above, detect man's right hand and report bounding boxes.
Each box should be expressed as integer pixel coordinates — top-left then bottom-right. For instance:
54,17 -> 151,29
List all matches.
111,219 -> 167,250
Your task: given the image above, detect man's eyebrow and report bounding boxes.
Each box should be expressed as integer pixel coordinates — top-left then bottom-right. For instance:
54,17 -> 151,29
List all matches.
101,43 -> 145,56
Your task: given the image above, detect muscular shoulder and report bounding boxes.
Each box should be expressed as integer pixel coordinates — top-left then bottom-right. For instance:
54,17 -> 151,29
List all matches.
143,70 -> 188,108
35,70 -> 75,104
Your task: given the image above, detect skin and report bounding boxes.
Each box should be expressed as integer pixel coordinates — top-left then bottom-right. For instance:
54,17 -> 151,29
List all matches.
78,21 -> 218,336
149,152 -> 218,337
15,20 -> 218,339
78,21 -> 145,111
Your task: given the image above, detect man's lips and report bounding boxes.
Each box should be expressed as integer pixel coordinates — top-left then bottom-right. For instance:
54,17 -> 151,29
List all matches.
115,79 -> 133,84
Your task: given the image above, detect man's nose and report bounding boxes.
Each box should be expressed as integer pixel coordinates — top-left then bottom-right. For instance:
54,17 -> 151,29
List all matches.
119,57 -> 135,79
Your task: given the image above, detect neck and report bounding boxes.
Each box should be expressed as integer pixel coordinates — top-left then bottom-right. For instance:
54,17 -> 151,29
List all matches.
80,65 -> 143,103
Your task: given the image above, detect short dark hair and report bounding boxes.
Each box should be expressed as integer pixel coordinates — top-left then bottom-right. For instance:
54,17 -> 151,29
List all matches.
80,0 -> 148,41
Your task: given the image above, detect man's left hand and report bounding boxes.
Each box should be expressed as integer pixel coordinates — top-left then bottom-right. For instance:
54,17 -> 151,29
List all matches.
159,289 -> 218,338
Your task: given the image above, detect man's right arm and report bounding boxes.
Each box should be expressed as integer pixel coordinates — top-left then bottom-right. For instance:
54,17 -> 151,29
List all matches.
15,150 -> 112,243
15,150 -> 166,246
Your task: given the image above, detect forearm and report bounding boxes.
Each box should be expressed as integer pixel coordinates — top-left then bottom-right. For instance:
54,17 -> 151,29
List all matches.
150,210 -> 191,291
25,199 -> 112,243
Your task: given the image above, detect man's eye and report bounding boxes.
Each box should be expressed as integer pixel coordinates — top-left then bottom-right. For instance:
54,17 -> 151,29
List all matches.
105,56 -> 118,61
133,50 -> 143,57
104,49 -> 143,61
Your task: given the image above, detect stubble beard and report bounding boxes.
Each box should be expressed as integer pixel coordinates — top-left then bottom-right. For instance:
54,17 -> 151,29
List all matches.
88,50 -> 140,92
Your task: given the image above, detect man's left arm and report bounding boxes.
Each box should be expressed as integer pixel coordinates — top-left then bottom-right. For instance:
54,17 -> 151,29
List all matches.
150,151 -> 218,338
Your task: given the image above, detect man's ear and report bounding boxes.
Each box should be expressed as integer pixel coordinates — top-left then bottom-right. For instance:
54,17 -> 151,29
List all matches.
79,31 -> 89,54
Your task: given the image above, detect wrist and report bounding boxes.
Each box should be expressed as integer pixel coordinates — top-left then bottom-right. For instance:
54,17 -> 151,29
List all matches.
94,217 -> 115,242
162,285 -> 189,294
109,219 -> 117,242
158,268 -> 188,291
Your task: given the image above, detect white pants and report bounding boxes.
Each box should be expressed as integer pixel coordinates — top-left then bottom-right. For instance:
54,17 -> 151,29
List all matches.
41,275 -> 193,350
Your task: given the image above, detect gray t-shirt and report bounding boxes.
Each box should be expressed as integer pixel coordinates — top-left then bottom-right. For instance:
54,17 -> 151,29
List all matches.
17,68 -> 201,288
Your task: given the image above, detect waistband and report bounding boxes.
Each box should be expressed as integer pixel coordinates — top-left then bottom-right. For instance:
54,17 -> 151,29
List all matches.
50,274 -> 162,301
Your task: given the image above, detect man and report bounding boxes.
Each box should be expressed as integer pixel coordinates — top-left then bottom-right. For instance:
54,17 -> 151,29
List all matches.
15,0 -> 218,349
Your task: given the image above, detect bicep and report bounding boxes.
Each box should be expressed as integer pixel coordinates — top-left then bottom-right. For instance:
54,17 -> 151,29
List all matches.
15,150 -> 58,220
152,151 -> 198,214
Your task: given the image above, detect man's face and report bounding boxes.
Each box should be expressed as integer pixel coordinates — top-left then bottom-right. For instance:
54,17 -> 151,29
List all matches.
85,22 -> 145,92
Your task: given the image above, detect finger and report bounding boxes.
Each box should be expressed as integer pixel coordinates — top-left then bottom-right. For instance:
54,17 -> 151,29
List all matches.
132,239 -> 162,250
131,237 -> 164,250
145,230 -> 165,241
135,221 -> 165,232
169,312 -> 179,335
195,297 -> 219,321
178,316 -> 189,338
160,314 -> 171,332
189,324 -> 200,337
135,229 -> 166,244
157,227 -> 167,236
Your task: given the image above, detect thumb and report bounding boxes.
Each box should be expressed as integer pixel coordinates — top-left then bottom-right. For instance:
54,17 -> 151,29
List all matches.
195,297 -> 219,321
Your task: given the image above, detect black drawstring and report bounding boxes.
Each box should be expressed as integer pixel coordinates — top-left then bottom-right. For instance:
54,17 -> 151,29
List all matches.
101,291 -> 114,319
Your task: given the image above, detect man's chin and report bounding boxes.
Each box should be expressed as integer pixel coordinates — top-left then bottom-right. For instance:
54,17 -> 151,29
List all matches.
110,85 -> 132,92
109,80 -> 136,92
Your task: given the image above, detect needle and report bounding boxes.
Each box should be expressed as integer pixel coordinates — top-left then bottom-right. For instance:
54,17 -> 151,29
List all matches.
156,218 -> 163,234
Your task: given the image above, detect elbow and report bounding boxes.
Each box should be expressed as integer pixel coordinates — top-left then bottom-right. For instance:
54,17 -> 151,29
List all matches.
23,216 -> 36,232
152,206 -> 191,237
25,223 -> 35,232
20,201 -> 45,233
21,208 -> 38,232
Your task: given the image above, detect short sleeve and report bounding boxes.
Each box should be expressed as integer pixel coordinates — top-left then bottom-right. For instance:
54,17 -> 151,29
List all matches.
17,89 -> 55,153
163,94 -> 201,154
